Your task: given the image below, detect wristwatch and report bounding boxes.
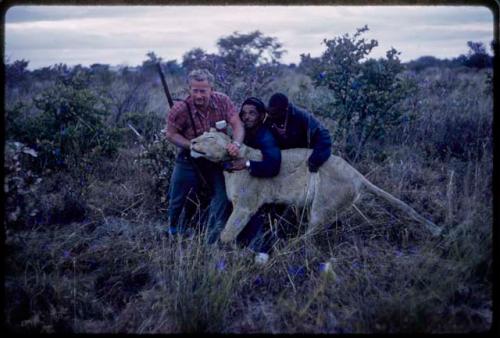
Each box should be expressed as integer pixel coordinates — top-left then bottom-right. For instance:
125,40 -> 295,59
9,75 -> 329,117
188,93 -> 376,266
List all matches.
232,141 -> 241,148
245,160 -> 250,169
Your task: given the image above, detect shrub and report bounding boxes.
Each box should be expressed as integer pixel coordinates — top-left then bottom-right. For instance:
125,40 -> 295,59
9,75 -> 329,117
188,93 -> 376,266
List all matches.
122,111 -> 165,142
11,71 -> 122,171
135,135 -> 177,212
300,26 -> 413,162
4,141 -> 43,230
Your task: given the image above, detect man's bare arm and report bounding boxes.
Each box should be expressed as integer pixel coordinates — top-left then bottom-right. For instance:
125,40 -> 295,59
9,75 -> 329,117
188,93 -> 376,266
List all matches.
228,113 -> 245,144
165,126 -> 191,150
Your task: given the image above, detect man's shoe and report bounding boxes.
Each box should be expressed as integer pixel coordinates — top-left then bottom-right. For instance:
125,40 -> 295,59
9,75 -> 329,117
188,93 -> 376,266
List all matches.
254,252 -> 270,265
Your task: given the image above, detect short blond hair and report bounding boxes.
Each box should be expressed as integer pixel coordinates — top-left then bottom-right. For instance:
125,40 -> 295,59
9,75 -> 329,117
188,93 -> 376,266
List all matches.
187,69 -> 214,87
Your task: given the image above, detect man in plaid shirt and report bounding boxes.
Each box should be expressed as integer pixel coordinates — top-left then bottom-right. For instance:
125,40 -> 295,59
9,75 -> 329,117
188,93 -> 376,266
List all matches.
164,69 -> 244,242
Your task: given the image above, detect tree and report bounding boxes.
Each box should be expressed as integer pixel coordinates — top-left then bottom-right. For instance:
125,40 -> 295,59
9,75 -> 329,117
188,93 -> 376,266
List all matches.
164,59 -> 184,76
141,51 -> 162,77
301,26 -> 413,162
182,31 -> 285,104
5,59 -> 30,88
98,53 -> 157,125
463,41 -> 492,69
406,56 -> 442,72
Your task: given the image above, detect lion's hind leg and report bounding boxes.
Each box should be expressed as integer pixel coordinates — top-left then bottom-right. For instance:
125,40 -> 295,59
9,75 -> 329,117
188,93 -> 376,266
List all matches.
307,184 -> 357,237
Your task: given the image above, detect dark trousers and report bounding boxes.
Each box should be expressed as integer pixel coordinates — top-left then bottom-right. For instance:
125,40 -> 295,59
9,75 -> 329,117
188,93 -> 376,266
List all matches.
236,204 -> 301,253
168,153 -> 230,243
236,209 -> 272,253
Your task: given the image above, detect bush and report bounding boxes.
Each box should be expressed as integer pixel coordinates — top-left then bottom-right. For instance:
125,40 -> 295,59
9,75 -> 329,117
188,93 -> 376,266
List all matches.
8,71 -> 122,171
300,26 -> 413,162
122,111 -> 165,142
4,142 -> 43,230
135,135 -> 177,212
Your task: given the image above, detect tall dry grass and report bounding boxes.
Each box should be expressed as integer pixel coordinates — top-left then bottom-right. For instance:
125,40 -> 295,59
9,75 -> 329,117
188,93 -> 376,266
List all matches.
4,66 -> 492,333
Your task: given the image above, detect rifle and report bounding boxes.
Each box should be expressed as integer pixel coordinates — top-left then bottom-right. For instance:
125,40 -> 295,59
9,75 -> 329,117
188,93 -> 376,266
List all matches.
156,62 -> 174,108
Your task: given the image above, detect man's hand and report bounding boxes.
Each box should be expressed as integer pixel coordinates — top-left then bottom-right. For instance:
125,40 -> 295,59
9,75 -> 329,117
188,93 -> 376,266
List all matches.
165,127 -> 191,150
223,158 -> 247,172
226,142 -> 241,158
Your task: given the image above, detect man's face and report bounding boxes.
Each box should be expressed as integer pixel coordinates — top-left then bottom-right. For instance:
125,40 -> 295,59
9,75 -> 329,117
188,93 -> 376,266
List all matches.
240,104 -> 263,129
189,80 -> 212,108
267,106 -> 286,122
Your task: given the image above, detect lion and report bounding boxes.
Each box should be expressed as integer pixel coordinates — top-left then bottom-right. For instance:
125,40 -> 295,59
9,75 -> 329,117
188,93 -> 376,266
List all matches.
190,129 -> 441,243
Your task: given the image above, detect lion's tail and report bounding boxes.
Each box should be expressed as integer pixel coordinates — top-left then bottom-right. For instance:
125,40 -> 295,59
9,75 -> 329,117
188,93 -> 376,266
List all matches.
360,176 -> 441,237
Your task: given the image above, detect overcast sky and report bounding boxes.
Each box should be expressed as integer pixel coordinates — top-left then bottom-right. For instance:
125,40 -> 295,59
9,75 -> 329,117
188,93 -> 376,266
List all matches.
5,5 -> 494,70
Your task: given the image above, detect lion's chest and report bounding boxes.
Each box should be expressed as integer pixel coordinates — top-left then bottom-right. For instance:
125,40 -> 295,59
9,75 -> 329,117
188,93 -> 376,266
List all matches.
223,172 -> 267,204
222,166 -> 315,207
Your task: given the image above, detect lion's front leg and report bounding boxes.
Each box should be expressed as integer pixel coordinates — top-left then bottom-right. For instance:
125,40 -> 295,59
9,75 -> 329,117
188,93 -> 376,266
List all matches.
219,206 -> 256,243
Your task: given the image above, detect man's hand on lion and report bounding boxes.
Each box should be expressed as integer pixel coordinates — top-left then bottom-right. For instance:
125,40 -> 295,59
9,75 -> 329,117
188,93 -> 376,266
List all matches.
226,142 -> 240,157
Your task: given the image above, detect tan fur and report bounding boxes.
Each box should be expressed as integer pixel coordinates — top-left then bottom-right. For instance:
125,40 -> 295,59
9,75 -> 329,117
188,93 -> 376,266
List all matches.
190,129 -> 442,243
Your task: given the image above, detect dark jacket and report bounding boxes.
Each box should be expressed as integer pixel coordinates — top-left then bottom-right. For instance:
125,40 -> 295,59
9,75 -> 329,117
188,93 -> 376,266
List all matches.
245,125 -> 281,178
265,103 -> 332,171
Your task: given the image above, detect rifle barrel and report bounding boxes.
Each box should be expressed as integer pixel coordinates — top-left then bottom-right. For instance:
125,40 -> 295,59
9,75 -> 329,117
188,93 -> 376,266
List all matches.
156,62 -> 174,108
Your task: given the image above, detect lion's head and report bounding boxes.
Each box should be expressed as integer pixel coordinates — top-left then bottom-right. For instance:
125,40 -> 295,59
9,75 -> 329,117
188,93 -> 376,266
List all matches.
190,128 -> 232,162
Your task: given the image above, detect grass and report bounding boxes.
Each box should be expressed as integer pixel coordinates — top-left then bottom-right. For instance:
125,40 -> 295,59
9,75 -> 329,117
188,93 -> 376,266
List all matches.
4,66 -> 493,333
4,183 -> 492,333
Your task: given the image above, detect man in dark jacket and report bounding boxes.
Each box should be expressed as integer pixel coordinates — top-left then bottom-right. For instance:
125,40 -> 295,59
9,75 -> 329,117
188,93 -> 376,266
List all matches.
224,97 -> 281,256
264,92 -> 332,239
224,97 -> 281,176
265,92 -> 332,172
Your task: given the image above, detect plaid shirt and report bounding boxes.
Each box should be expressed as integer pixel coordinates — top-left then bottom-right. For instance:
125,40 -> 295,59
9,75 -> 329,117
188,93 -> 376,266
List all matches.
166,92 -> 237,141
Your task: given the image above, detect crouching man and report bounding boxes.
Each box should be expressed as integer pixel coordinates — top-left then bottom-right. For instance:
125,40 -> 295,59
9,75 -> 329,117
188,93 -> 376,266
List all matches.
224,97 -> 281,258
264,92 -> 333,238
164,69 -> 244,242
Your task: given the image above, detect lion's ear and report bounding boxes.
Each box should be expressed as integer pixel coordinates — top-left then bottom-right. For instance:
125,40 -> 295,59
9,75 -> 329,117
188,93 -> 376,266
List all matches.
209,127 -> 216,133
